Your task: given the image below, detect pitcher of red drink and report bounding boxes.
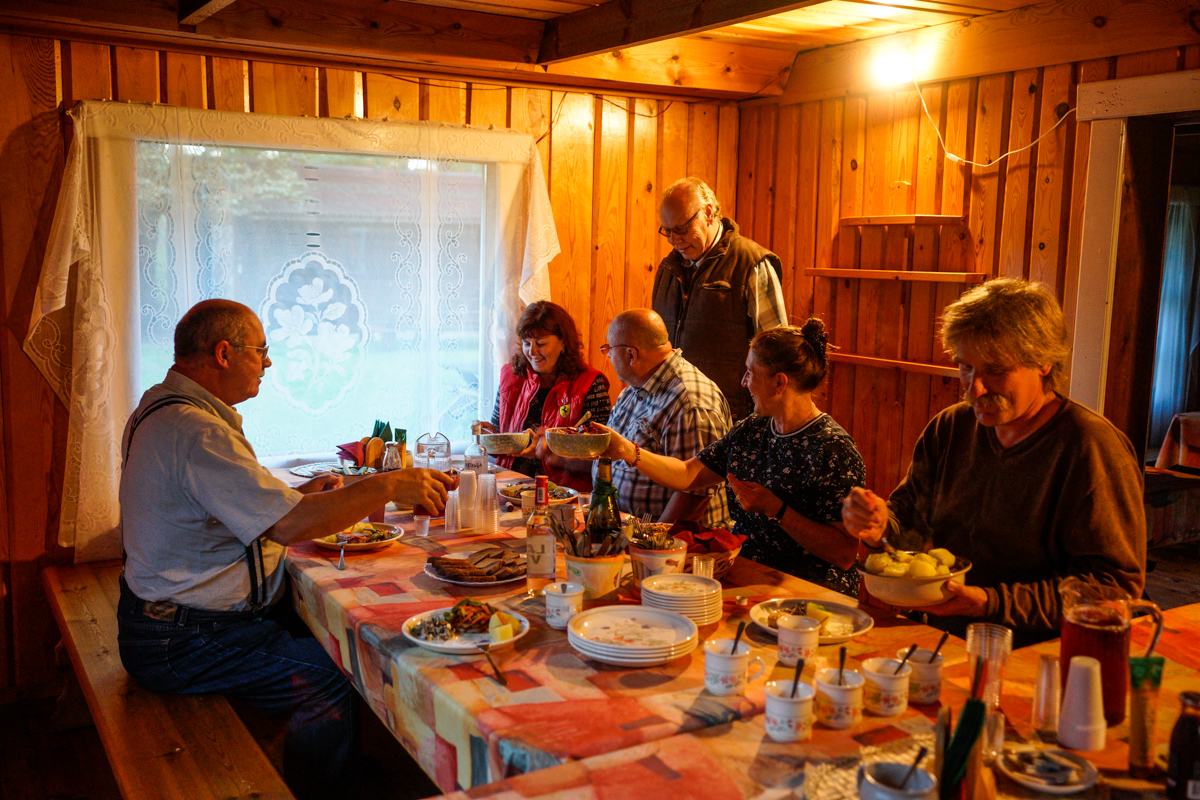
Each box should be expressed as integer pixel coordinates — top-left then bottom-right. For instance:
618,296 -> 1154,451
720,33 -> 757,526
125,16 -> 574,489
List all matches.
1059,577 -> 1163,726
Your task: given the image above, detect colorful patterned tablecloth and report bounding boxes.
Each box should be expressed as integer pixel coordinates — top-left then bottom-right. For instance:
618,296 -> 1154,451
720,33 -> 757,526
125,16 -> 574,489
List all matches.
278,469 -> 961,793
426,604 -> 1200,800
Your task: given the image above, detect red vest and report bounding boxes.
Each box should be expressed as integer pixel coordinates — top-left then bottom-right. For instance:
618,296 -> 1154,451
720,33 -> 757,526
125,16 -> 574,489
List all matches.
495,363 -> 601,491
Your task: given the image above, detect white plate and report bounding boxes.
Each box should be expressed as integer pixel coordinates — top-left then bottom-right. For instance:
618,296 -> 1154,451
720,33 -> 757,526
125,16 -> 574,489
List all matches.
749,597 -> 874,644
641,574 -> 722,598
313,523 -> 403,551
569,636 -> 698,666
567,630 -> 697,658
640,596 -> 723,609
423,552 -> 527,586
569,606 -> 697,650
402,606 -> 530,655
291,461 -> 377,478
996,747 -> 1099,795
497,479 -> 579,506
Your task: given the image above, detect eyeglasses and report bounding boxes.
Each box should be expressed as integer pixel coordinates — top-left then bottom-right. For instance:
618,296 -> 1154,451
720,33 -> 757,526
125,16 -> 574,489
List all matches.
657,208 -> 702,238
599,343 -> 633,356
231,343 -> 270,359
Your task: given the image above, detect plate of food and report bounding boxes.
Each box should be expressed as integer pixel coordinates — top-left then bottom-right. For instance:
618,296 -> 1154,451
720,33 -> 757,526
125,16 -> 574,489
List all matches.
748,598 -> 874,644
403,599 -> 530,654
996,746 -> 1098,795
291,461 -> 377,478
425,547 -> 527,585
498,479 -> 578,506
313,522 -> 403,551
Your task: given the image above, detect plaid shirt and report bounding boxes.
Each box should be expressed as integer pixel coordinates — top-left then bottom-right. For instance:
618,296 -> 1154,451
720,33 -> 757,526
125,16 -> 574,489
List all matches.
596,350 -> 732,528
684,252 -> 788,334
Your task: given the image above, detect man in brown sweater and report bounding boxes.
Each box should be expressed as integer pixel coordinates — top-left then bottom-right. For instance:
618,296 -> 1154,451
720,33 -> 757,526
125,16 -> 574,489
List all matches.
842,278 -> 1145,643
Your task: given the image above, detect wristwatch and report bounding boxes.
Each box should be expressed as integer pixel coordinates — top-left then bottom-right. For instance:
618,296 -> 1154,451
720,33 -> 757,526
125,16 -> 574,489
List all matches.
770,499 -> 788,523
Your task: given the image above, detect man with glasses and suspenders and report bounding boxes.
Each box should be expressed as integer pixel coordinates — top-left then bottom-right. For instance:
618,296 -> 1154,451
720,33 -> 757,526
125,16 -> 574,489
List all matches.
117,299 -> 452,800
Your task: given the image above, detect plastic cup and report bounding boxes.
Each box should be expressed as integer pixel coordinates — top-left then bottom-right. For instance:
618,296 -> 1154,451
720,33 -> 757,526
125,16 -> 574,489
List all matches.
476,473 -> 498,534
692,555 -> 715,579
815,667 -> 864,729
862,657 -> 911,716
777,614 -> 820,668
444,490 -> 459,533
966,622 -> 1013,710
414,515 -> 431,537
1058,655 -> 1106,751
457,470 -> 477,528
899,647 -> 944,705
764,679 -> 816,742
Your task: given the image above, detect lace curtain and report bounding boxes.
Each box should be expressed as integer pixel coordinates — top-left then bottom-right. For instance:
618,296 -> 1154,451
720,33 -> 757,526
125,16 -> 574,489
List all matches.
25,101 -> 559,562
1150,185 -> 1200,447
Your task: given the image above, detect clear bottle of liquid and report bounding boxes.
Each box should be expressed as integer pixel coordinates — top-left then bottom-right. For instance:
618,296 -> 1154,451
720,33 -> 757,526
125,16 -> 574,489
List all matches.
586,458 -> 622,549
464,421 -> 488,474
525,474 -> 557,596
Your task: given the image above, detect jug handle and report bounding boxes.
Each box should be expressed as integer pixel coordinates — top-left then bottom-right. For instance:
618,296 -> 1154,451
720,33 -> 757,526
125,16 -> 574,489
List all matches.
1131,599 -> 1164,657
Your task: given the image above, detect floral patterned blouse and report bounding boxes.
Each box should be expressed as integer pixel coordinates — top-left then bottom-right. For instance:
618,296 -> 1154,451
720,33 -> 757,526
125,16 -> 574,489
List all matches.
698,412 -> 866,595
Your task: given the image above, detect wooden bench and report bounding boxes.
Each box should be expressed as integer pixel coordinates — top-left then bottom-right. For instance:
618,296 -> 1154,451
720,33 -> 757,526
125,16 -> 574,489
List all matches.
43,561 -> 295,800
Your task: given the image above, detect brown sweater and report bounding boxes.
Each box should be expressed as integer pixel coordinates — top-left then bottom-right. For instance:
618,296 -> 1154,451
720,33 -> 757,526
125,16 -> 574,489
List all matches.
885,399 -> 1146,639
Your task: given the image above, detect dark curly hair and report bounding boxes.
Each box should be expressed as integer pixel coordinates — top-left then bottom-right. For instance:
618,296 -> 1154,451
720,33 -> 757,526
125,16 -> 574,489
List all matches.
511,301 -> 589,380
749,318 -> 830,393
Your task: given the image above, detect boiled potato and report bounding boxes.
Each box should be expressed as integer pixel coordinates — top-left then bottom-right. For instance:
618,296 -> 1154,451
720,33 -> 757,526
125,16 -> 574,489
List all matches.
912,553 -> 938,565
935,565 -> 950,575
806,603 -> 834,631
863,553 -> 893,575
882,561 -> 912,577
929,548 -> 956,567
907,560 -> 938,578
893,551 -> 914,563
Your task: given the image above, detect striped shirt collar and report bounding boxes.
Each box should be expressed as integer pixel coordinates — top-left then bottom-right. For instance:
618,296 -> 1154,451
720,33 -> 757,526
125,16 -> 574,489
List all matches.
637,349 -> 685,397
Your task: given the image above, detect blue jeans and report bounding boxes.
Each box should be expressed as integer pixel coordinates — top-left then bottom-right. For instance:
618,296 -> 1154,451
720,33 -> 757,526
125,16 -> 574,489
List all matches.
116,578 -> 360,800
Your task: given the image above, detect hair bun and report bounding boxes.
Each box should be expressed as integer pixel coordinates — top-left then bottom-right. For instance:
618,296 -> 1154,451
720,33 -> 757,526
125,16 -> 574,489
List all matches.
800,318 -> 828,362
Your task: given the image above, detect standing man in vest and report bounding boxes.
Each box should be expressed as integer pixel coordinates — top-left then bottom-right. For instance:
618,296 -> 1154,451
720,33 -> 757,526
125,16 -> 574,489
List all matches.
118,299 -> 452,800
652,177 -> 787,420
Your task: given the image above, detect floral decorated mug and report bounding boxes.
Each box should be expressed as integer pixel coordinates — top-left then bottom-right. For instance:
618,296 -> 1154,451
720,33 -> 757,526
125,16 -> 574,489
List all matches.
703,639 -> 765,697
899,647 -> 943,705
815,667 -> 864,729
764,679 -> 815,742
862,657 -> 911,716
542,582 -> 584,630
777,614 -> 820,668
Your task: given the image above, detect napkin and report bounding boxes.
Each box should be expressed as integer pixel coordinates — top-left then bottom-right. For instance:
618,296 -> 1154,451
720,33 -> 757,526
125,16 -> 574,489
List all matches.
336,440 -> 365,466
666,521 -> 746,553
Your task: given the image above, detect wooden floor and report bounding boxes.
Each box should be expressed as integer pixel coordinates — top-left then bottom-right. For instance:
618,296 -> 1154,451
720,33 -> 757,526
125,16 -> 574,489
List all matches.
0,694 -> 440,800
1146,541 -> 1200,610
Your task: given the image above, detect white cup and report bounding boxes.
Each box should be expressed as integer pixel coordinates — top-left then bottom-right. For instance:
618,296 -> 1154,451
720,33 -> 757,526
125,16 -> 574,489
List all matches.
899,648 -> 944,705
703,639 -> 766,697
457,470 -> 477,528
815,667 -> 864,729
542,582 -> 584,630
764,679 -> 816,742
520,490 -> 536,521
1058,655 -> 1106,751
777,614 -> 820,668
862,657 -> 911,716
857,762 -> 938,800
414,514 -> 431,537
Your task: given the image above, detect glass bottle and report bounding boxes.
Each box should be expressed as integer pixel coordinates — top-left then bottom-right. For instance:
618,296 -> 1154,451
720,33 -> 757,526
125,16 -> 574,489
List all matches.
1167,691 -> 1200,799
525,475 -> 557,596
465,421 -> 488,474
586,458 -> 622,551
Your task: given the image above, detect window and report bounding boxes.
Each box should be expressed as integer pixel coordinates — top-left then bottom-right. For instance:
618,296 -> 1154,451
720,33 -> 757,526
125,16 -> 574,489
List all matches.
136,143 -> 489,457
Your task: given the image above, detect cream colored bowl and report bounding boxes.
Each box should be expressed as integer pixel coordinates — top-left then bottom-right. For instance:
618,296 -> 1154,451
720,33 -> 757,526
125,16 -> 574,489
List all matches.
856,558 -> 973,607
544,427 -> 610,459
480,431 -> 532,455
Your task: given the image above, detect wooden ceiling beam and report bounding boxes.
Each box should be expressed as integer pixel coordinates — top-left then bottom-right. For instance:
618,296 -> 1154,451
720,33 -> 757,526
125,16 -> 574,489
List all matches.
762,0 -> 1200,106
179,0 -> 239,26
538,0 -> 828,63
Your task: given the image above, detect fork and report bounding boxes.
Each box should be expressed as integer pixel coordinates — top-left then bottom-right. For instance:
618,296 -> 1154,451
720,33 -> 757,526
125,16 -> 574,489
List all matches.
475,643 -> 508,686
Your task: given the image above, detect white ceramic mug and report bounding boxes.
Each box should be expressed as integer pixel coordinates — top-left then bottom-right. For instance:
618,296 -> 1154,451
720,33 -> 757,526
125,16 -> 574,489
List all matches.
899,647 -> 944,705
542,582 -> 584,630
777,614 -> 820,668
703,639 -> 765,697
763,679 -> 815,742
857,762 -> 938,800
815,667 -> 864,729
862,657 -> 911,716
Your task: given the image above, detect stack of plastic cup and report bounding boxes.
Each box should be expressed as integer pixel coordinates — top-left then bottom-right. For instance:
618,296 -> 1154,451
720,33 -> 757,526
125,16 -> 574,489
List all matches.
966,622 -> 1014,761
444,489 -> 459,533
1058,655 -> 1107,751
458,470 -> 477,529
476,473 -> 498,534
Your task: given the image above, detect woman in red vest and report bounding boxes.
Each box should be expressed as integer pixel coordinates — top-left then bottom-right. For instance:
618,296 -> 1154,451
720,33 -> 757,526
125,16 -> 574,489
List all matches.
485,301 -> 611,491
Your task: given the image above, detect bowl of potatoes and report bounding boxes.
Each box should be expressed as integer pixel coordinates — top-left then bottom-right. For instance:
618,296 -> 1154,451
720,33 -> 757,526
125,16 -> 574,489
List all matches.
855,548 -> 972,607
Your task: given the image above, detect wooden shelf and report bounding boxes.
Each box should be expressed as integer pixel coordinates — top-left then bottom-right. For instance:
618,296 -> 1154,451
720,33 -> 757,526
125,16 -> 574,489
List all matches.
840,214 -> 964,226
829,353 -> 959,379
807,268 -> 986,283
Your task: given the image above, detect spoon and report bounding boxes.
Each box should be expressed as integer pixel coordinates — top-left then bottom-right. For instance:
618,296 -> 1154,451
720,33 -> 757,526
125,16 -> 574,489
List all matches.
574,411 -> 593,432
476,643 -> 508,686
791,658 -> 806,698
837,645 -> 847,686
900,746 -> 929,789
895,643 -> 919,675
731,620 -> 746,655
929,630 -> 950,663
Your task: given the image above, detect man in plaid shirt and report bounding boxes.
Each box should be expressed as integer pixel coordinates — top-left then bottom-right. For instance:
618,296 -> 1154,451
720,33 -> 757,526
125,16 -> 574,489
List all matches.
596,309 -> 732,528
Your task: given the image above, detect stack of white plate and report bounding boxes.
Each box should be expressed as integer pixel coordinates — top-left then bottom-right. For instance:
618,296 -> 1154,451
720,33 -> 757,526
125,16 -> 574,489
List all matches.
640,573 -> 723,626
567,606 -> 698,667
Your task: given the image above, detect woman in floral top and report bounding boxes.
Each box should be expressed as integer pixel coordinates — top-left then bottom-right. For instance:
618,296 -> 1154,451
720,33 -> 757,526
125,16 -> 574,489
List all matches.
595,318 -> 865,595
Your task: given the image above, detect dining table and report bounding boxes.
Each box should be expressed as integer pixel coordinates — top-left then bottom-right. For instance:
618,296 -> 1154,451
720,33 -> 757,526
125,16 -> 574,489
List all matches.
276,465 -> 963,794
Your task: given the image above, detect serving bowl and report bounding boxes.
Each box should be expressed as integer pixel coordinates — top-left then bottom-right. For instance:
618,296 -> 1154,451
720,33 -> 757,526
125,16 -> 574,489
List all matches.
545,427 -> 610,459
480,431 -> 532,455
856,557 -> 972,607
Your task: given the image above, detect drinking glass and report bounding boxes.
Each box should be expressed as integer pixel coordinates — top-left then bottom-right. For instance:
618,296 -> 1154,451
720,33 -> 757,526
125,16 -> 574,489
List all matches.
692,555 -> 715,579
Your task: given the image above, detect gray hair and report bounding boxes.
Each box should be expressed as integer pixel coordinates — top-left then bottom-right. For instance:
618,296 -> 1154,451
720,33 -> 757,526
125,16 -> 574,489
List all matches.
940,278 -> 1071,394
174,299 -> 256,362
663,177 -> 721,217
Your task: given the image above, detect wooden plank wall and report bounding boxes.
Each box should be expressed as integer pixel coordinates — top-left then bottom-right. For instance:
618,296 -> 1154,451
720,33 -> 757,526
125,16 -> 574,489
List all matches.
737,44 -> 1199,499
0,32 -> 738,693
